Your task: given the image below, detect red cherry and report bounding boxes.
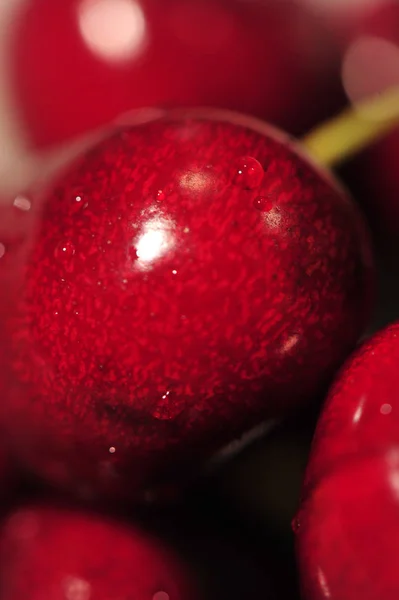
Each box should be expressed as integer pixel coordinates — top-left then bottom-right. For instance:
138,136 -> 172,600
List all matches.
10,0 -> 341,146
1,112 -> 373,500
295,323 -> 399,600
0,503 -> 197,600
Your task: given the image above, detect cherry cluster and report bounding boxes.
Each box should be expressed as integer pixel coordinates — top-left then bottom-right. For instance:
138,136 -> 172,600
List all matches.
0,1 -> 398,599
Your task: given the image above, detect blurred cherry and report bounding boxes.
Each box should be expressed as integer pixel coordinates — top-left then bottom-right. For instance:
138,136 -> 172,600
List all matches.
296,322 -> 399,600
9,0 -> 341,147
0,503 -> 197,600
1,111 -> 373,500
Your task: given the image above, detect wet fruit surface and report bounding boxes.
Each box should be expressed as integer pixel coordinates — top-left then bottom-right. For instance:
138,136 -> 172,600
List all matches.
0,503 -> 196,600
296,322 -> 399,600
1,112 -> 373,500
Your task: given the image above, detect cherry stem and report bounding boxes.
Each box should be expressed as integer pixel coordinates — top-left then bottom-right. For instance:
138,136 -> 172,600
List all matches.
302,86 -> 399,168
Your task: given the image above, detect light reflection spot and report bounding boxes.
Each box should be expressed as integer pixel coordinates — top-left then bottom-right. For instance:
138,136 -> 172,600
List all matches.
78,0 -> 147,64
352,395 -> 366,425
153,593 -> 170,600
136,229 -> 169,263
63,576 -> 92,600
280,333 -> 300,355
13,195 -> 31,211
342,36 -> 399,120
263,207 -> 282,229
179,170 -> 213,194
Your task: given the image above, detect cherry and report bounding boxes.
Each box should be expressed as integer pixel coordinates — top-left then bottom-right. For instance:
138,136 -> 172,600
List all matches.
1,111 -> 373,500
295,322 -> 399,600
0,503 -> 197,600
9,0 -> 341,147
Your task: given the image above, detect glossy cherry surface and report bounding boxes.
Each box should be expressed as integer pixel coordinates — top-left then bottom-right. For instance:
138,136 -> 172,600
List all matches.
0,503 -> 196,600
296,322 -> 399,600
10,0 -> 340,146
1,112 -> 373,500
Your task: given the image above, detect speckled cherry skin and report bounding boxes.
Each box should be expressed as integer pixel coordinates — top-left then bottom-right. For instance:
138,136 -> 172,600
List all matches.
0,504 -> 197,600
296,322 -> 399,600
10,0 -> 341,146
1,112 -> 373,500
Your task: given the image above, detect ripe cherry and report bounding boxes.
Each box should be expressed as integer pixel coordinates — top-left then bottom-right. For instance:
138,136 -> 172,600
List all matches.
295,322 -> 399,600
1,111 -> 373,500
9,0 -> 340,147
0,503 -> 197,600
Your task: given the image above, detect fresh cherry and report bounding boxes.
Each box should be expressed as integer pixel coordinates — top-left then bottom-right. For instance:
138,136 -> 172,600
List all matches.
10,0 -> 341,147
1,111 -> 373,500
295,322 -> 399,600
0,503 -> 197,600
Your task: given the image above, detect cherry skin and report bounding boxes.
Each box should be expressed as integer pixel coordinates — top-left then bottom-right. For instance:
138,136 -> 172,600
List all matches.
295,322 -> 399,600
0,503 -> 197,600
1,111 -> 373,500
9,0 -> 341,146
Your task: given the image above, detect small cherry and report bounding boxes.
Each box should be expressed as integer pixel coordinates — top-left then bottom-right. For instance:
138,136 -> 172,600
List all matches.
295,322 -> 399,600
0,503 -> 197,600
0,108 -> 373,500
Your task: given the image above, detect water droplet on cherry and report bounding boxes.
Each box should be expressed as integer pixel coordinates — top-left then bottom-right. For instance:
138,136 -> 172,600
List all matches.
72,192 -> 89,210
55,241 -> 76,259
234,157 -> 264,190
156,183 -> 173,202
152,389 -> 176,421
0,243 -> 6,259
253,195 -> 273,212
